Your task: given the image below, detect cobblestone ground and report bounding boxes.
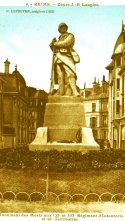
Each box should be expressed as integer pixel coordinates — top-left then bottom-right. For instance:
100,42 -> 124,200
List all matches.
0,200 -> 125,213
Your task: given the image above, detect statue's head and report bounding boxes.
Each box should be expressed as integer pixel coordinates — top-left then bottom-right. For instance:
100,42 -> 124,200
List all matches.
58,23 -> 68,33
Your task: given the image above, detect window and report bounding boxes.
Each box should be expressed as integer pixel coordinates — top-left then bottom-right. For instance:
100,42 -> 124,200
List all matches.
31,133 -> 35,141
93,129 -> 97,139
103,131 -> 107,140
31,111 -> 35,117
18,127 -> 20,142
122,140 -> 124,149
29,134 -> 31,142
117,79 -> 120,90
92,117 -> 95,127
113,140 -> 116,149
122,75 -> 124,93
18,81 -> 20,91
113,80 -> 115,97
116,58 -> 121,67
21,128 -> 23,143
92,103 -> 96,112
122,97 -> 124,115
103,116 -> 107,127
22,106 -> 23,121
25,108 -> 27,122
25,128 -> 26,142
116,100 -> 120,113
90,117 -> 97,127
18,103 -> 20,120
31,122 -> 34,128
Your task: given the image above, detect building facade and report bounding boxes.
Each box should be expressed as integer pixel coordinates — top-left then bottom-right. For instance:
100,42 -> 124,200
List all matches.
106,21 -> 125,149
80,76 -> 109,148
28,87 -> 48,143
0,59 -> 47,148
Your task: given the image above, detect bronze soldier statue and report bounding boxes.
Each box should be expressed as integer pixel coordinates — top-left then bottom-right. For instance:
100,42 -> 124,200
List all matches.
49,23 -> 80,96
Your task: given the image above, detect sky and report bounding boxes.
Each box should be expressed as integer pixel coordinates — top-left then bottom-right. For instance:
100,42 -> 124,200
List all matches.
0,3 -> 125,92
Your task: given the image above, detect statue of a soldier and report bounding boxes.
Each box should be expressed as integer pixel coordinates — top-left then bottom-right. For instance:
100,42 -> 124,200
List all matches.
49,23 -> 80,96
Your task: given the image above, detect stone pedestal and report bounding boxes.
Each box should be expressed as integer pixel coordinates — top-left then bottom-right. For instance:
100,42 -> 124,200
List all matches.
29,127 -> 48,150
29,96 -> 99,151
44,96 -> 86,142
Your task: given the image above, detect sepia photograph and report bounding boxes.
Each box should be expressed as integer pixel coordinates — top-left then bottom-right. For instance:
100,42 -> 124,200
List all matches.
1,0 -> 125,216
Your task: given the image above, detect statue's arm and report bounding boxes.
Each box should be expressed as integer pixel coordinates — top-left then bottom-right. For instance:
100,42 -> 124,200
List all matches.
54,34 -> 74,47
49,38 -> 57,51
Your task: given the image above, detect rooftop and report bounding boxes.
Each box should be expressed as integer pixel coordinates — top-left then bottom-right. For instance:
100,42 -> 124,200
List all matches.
12,65 -> 26,86
111,21 -> 125,58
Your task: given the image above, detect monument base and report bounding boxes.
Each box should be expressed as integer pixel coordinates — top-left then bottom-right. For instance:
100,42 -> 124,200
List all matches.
29,96 -> 100,152
43,96 -> 86,141
29,127 -> 99,152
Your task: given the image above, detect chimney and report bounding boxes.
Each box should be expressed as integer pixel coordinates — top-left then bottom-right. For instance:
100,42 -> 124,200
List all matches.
92,77 -> 99,93
84,82 -> 86,89
4,59 -> 10,74
102,75 -> 107,93
15,64 -> 17,71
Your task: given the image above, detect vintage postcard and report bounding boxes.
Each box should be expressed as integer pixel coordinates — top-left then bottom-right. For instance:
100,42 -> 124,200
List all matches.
0,0 -> 125,217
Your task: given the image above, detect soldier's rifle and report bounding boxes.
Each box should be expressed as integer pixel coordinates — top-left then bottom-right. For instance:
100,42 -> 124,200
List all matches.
49,39 -> 56,94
